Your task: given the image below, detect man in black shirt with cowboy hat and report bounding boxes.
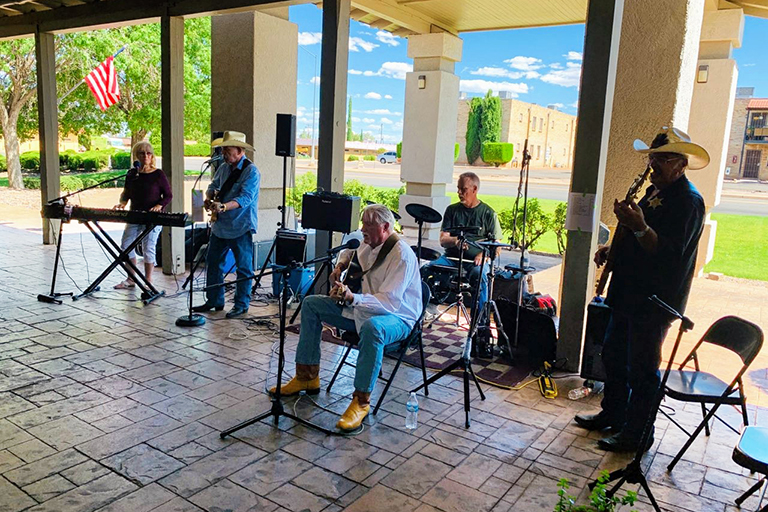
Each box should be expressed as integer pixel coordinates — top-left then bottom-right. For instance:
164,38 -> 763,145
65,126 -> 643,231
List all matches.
574,126 -> 708,453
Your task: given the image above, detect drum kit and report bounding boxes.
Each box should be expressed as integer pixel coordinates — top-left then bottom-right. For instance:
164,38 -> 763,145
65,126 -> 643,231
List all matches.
404,202 -> 518,361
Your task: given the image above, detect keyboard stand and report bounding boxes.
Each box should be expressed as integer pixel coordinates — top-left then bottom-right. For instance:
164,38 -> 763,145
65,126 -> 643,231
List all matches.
73,221 -> 165,305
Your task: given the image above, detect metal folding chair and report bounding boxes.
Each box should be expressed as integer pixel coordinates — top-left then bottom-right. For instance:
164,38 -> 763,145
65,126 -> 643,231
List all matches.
732,426 -> 768,512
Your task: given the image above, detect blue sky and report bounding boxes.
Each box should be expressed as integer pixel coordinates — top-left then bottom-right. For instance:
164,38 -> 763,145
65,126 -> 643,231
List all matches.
291,5 -> 767,144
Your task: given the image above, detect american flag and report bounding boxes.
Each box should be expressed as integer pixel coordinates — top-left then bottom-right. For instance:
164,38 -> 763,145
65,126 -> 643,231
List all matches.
85,56 -> 120,111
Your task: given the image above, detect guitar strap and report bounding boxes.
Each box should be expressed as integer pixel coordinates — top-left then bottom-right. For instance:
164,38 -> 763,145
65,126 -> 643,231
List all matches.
218,158 -> 253,200
358,233 -> 400,290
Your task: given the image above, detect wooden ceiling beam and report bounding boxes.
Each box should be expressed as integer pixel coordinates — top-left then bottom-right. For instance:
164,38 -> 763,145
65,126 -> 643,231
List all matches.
351,0 -> 452,34
368,17 -> 393,29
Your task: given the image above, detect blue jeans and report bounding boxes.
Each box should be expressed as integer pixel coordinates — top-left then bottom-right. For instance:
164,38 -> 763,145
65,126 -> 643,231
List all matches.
601,310 -> 669,439
422,254 -> 489,318
205,232 -> 253,309
296,295 -> 411,393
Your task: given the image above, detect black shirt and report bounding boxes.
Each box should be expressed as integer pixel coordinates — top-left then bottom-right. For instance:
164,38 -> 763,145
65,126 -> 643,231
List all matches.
606,175 -> 705,317
442,201 -> 503,260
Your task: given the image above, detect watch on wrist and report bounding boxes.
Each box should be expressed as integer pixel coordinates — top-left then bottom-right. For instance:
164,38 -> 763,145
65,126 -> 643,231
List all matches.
221,203 -> 227,212
634,225 -> 650,238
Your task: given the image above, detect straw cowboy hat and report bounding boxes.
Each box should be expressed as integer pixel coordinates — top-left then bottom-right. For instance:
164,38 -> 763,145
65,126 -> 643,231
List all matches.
212,131 -> 253,151
633,126 -> 710,170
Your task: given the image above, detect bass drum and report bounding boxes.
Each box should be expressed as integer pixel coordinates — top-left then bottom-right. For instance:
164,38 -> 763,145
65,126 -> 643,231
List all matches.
420,264 -> 458,304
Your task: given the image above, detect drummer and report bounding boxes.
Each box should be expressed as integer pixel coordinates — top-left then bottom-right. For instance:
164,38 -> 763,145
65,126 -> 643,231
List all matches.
422,172 -> 503,319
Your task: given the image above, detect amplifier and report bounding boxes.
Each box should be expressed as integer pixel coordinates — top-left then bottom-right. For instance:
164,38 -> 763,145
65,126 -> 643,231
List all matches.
275,229 -> 307,265
580,300 -> 611,382
301,192 -> 361,233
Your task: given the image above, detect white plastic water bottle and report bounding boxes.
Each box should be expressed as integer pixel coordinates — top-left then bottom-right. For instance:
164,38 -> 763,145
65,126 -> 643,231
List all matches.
568,386 -> 591,400
405,392 -> 419,429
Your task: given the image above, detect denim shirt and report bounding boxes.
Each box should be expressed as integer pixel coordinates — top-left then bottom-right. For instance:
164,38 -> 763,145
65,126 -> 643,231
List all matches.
207,155 -> 260,239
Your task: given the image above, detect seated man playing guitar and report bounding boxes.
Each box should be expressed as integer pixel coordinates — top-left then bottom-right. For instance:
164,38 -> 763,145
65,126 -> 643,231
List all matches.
271,204 -> 422,431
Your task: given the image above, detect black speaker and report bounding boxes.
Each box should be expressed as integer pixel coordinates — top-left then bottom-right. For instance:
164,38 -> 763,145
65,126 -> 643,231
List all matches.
275,230 -> 307,265
301,192 -> 361,233
580,300 -> 611,381
276,113 -> 296,157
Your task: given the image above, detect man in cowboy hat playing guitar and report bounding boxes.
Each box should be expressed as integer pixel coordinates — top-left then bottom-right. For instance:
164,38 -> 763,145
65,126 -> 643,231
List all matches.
271,204 -> 422,431
193,131 -> 260,319
574,127 -> 708,452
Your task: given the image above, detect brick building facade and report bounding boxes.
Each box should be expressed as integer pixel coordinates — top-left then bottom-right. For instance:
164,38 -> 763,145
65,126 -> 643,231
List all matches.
455,97 -> 577,168
725,88 -> 768,180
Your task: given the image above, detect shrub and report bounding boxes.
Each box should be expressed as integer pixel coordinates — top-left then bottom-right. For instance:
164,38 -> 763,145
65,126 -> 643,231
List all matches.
554,471 -> 637,511
482,142 -> 514,167
22,177 -> 40,189
184,143 -> 211,156
60,176 -> 85,191
377,148 -> 388,154
553,202 -> 567,255
498,198 -> 551,250
364,155 -> 375,161
80,151 -> 110,172
287,172 -> 319,218
111,151 -> 132,170
480,90 -> 502,145
348,155 -> 359,161
0,154 -> 6,172
396,142 -> 402,159
20,151 -> 40,172
66,152 -> 84,171
59,150 -> 75,170
465,97 -> 483,164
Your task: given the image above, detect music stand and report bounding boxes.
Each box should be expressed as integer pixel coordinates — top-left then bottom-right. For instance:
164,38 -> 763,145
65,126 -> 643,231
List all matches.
592,295 -> 694,512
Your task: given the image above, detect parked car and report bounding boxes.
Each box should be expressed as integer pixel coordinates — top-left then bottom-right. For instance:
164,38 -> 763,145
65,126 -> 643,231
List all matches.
377,151 -> 397,164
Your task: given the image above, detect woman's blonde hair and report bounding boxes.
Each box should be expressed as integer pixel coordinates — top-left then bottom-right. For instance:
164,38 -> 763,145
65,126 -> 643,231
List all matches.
132,141 -> 157,170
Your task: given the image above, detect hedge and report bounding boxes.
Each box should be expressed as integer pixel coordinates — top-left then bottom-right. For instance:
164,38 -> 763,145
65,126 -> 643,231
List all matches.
111,151 -> 132,170
363,155 -> 375,161
0,154 -> 6,172
454,143 -> 460,162
185,142 -> 211,156
396,142 -> 402,159
20,151 -> 40,171
482,142 -> 514,167
348,155 -> 359,161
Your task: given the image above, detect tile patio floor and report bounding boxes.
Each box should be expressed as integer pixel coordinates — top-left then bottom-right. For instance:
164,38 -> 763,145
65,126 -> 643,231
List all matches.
1,222 -> 767,512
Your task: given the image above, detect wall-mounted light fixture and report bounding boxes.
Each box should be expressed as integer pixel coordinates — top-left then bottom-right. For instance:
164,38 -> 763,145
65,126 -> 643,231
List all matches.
697,65 -> 709,83
418,75 -> 426,89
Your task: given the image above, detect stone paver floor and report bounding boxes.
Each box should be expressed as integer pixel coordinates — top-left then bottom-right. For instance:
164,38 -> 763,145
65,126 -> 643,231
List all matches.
1,223 -> 767,512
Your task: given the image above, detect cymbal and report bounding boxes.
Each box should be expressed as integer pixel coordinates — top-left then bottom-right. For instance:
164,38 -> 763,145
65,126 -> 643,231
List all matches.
477,240 -> 514,250
405,203 -> 442,224
444,225 -> 480,236
411,246 -> 441,261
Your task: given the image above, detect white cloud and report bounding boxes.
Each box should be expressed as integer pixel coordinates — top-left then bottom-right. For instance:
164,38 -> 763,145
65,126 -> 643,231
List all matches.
378,61 -> 412,80
375,30 -> 400,47
743,63 -> 756,67
298,32 -> 322,46
550,103 -> 564,109
364,92 -> 382,100
471,67 -> 540,80
564,51 -> 583,61
539,62 -> 582,88
504,56 -> 543,71
310,76 -> 320,85
348,69 -> 363,75
570,100 -> 579,108
384,94 -> 393,99
349,37 -> 379,52
380,117 -> 393,125
362,117 -> 376,123
367,124 -> 380,129
549,63 -> 563,69
459,79 -> 529,95
351,117 -> 361,122
362,109 -> 402,116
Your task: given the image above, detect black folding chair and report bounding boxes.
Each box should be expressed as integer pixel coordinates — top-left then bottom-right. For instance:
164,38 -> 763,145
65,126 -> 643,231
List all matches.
732,426 -> 768,511
663,315 -> 763,472
327,280 -> 431,415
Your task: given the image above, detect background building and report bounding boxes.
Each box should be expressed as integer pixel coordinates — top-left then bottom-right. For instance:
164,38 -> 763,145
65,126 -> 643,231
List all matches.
455,96 -> 577,168
726,87 -> 768,180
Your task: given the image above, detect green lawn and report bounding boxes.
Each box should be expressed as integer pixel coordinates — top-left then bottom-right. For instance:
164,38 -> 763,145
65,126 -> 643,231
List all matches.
704,213 -> 768,281
447,192 -> 563,255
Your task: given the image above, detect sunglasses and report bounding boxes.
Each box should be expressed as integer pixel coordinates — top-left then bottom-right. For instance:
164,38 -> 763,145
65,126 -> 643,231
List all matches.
649,153 -> 683,165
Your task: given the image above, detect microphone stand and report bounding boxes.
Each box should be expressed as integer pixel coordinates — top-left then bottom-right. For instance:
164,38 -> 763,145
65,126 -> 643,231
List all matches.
38,170 -> 131,305
177,158 -> 220,327
289,248 -> 345,324
593,295 -> 694,512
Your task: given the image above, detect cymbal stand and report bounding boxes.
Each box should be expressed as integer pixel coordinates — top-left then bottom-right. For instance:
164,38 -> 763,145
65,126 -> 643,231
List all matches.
510,139 -> 532,359
428,229 -> 471,328
474,246 -> 512,358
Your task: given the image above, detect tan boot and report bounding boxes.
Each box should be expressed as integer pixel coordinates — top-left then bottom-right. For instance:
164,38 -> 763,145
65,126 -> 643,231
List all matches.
269,364 -> 320,396
336,391 -> 371,431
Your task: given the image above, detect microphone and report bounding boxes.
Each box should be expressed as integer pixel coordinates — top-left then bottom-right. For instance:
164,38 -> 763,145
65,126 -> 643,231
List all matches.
127,160 -> 140,179
328,238 -> 360,255
204,154 -> 224,165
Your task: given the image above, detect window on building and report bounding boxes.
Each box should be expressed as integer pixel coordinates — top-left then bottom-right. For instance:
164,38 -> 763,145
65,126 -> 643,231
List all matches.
539,119 -> 543,132
552,121 -> 555,129
537,145 -> 541,159
532,116 -> 537,128
519,113 -> 523,122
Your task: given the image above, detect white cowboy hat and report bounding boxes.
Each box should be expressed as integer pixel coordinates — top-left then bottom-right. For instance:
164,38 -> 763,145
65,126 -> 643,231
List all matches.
212,131 -> 253,151
633,126 -> 710,170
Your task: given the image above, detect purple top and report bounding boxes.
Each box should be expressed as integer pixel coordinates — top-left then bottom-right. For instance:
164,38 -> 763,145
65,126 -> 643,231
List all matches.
120,169 -> 172,212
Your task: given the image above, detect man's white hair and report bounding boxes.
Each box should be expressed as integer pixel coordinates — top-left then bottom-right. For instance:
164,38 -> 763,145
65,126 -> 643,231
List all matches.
362,204 -> 395,232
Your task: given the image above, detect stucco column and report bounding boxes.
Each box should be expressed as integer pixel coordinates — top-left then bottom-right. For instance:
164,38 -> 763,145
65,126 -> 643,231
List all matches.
211,9 -> 298,243
688,7 -> 743,273
600,0 -> 705,224
34,29 -> 59,245
399,33 -> 462,240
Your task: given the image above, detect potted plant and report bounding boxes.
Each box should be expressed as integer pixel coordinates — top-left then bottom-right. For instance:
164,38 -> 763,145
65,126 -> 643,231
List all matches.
554,471 -> 637,512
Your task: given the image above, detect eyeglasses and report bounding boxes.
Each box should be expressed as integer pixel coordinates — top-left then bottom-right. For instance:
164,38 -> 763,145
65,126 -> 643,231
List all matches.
138,151 -> 153,155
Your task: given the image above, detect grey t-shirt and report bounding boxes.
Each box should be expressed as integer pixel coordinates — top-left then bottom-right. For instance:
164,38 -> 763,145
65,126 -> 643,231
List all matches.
442,201 -> 503,259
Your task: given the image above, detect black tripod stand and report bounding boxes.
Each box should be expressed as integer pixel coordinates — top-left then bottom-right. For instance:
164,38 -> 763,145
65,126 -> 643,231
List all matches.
412,252 -> 486,428
473,241 -> 513,359
428,226 -> 478,329
219,263 -> 335,438
592,295 -> 694,512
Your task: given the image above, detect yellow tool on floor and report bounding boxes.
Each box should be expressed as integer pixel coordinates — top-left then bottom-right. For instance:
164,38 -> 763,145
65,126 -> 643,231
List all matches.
538,361 -> 557,399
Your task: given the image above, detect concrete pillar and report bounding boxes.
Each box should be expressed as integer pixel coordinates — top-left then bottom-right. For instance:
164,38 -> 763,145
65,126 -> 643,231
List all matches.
212,10 -> 298,242
688,7 -> 743,273
316,0 -> 351,263
35,29 -> 59,245
399,33 -> 462,240
557,0 -> 625,371
160,15 -> 185,275
599,0 -> 705,223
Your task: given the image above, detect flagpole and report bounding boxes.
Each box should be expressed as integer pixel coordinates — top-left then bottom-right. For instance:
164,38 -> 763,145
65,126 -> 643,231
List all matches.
58,45 -> 127,106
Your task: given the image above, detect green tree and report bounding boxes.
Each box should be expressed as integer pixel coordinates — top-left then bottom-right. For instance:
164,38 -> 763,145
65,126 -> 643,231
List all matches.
465,96 -> 483,164
498,198 -> 552,250
480,90 -> 501,145
346,96 -> 353,141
